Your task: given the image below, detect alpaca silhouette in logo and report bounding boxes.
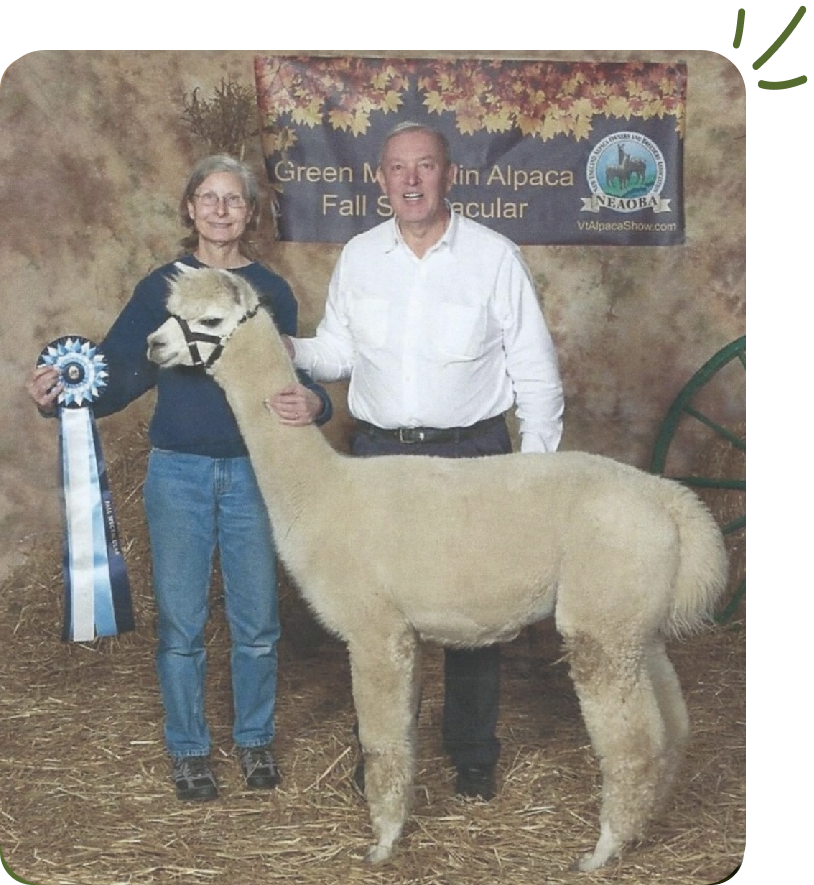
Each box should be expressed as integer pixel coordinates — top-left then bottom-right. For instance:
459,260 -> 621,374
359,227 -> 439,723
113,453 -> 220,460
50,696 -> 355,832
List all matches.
605,144 -> 648,193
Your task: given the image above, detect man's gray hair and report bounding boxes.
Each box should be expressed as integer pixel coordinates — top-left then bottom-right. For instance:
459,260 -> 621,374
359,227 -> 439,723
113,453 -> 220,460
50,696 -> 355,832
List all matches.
378,121 -> 452,167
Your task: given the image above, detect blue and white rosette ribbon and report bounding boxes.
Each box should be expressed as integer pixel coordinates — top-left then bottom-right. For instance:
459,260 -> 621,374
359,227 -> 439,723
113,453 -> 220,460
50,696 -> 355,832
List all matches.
37,337 -> 135,642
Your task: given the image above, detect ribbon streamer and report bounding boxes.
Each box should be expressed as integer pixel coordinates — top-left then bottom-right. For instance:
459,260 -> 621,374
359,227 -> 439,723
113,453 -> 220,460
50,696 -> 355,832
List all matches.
38,337 -> 135,642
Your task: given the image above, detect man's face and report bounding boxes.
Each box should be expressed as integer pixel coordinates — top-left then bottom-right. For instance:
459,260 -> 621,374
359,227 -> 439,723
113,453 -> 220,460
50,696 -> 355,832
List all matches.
376,128 -> 456,231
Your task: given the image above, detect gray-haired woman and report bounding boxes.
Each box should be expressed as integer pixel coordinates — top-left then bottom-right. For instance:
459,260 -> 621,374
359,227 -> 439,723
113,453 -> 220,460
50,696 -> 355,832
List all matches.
27,155 -> 332,800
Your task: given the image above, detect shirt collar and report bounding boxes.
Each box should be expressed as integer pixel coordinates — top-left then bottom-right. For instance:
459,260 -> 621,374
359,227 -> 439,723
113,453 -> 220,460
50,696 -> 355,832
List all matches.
385,202 -> 458,255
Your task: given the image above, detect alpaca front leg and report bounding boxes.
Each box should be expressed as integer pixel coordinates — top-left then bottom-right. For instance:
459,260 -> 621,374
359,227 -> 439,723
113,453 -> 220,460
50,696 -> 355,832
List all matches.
348,628 -> 421,864
362,748 -> 413,865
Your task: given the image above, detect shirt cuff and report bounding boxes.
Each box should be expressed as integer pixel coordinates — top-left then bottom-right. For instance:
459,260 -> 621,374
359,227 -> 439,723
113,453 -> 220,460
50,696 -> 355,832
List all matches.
290,337 -> 308,370
520,432 -> 556,454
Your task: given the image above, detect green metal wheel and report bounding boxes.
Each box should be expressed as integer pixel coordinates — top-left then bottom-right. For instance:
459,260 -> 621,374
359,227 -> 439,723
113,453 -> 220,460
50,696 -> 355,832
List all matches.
650,336 -> 746,622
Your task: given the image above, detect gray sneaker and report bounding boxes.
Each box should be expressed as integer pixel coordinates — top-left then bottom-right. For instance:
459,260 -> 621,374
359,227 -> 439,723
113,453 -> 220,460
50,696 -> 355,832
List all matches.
238,746 -> 281,790
172,755 -> 218,801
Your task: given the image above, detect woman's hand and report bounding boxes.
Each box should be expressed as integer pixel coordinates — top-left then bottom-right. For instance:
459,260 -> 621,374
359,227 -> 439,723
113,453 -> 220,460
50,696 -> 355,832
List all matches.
26,365 -> 62,414
265,383 -> 322,426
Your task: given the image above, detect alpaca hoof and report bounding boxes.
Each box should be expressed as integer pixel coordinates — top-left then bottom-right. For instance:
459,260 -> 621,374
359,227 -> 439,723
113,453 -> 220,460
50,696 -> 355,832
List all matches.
364,844 -> 394,865
575,822 -> 621,872
576,850 -> 607,873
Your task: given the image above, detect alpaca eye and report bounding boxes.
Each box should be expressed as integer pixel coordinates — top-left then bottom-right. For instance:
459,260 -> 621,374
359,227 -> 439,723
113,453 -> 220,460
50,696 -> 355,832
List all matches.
199,318 -> 223,329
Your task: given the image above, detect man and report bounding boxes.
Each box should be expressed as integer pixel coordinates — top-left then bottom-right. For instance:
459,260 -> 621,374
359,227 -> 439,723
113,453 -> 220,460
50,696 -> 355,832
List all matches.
287,121 -> 563,799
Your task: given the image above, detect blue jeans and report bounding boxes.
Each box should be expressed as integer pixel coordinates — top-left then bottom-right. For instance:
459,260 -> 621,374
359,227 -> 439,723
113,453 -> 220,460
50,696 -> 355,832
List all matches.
143,449 -> 280,758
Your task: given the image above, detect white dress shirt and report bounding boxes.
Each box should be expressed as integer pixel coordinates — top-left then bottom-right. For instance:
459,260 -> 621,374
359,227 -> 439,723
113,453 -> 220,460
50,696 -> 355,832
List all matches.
292,211 -> 564,453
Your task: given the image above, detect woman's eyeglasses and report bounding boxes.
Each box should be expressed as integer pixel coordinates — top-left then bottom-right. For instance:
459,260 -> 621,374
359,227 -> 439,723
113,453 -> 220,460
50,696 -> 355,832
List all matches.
193,192 -> 247,210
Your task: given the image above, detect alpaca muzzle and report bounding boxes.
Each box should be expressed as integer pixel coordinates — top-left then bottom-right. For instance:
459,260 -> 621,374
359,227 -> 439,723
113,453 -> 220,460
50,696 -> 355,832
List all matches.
151,305 -> 262,370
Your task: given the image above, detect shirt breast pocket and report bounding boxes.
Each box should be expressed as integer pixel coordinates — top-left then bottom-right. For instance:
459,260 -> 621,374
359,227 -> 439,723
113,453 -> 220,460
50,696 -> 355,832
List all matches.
351,298 -> 390,350
433,301 -> 488,361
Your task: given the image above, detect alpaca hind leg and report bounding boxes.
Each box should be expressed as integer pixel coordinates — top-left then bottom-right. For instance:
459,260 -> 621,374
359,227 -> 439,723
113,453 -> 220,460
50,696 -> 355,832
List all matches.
564,631 -> 668,871
348,627 -> 421,864
646,639 -> 689,814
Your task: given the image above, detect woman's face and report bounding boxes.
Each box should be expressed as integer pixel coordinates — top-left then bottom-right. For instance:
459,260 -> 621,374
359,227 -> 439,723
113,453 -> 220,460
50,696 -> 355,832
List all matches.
186,171 -> 252,248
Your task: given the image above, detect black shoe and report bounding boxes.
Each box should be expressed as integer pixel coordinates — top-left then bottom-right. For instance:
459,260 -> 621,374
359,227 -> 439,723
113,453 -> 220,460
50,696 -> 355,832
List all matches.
172,755 -> 218,801
455,764 -> 497,800
238,746 -> 281,790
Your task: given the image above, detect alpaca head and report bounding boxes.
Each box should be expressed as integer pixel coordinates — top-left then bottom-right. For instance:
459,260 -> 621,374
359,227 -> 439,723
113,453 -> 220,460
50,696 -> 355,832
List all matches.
147,264 -> 261,370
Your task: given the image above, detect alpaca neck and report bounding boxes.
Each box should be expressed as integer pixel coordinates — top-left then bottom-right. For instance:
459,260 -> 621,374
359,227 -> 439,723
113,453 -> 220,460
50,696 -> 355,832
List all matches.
210,311 -> 338,530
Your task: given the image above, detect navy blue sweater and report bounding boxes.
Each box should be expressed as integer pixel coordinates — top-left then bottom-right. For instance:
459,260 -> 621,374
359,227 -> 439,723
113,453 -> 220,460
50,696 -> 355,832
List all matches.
94,255 -> 332,458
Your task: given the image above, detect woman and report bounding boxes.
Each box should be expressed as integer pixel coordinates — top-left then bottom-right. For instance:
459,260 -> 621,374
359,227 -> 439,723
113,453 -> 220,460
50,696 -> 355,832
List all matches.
27,155 -> 332,801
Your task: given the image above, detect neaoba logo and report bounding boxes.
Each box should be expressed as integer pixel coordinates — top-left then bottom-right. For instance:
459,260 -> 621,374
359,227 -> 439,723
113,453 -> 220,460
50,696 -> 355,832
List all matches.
582,132 -> 671,215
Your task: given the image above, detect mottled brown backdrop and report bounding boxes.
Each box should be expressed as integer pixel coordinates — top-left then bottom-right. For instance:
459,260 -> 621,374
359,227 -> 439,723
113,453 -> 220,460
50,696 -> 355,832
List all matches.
0,50 -> 745,581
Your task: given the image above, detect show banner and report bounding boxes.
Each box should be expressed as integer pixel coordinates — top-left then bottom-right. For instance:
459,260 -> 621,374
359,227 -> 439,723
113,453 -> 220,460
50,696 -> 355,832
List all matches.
254,57 -> 686,246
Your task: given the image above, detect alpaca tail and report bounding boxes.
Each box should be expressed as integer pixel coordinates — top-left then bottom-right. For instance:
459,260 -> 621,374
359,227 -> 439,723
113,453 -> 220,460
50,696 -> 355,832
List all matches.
659,479 -> 729,638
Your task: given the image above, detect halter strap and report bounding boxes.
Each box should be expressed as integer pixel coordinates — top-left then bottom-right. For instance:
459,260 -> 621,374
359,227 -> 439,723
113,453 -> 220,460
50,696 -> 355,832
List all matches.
170,303 -> 261,370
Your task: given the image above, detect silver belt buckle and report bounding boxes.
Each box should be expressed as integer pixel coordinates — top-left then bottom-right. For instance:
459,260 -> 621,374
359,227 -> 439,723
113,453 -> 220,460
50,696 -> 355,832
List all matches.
398,427 -> 423,443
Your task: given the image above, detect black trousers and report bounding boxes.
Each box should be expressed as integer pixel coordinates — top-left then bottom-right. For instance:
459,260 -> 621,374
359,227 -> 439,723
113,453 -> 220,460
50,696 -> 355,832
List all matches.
350,417 -> 511,768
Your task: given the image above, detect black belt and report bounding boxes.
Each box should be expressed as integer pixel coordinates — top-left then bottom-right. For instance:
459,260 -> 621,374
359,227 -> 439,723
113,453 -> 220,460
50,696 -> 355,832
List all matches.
356,415 -> 505,445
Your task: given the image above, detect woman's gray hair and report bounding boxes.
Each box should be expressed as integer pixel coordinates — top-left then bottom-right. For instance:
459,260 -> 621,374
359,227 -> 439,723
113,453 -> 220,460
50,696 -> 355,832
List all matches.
179,154 -> 261,251
378,121 -> 452,167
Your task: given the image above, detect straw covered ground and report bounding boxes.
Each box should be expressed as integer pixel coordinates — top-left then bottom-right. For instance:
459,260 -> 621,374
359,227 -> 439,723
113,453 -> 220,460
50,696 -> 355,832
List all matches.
0,424 -> 745,885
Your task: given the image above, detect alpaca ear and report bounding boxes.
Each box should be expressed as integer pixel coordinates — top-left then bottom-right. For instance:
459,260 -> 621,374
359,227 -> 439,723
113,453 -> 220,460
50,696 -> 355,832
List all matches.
222,273 -> 246,306
173,261 -> 194,275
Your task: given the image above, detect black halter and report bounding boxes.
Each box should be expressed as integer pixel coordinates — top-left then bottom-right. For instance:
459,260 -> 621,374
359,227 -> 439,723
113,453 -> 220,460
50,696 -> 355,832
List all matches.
171,304 -> 261,370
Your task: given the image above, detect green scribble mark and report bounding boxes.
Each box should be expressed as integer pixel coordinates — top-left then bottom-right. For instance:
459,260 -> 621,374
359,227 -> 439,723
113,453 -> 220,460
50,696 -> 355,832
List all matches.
752,5 -> 807,69
734,8 -> 746,47
758,74 -> 808,88
734,6 -> 808,88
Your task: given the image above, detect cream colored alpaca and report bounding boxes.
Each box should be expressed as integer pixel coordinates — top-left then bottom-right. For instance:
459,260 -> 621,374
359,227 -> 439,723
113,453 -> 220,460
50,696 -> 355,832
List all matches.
147,265 -> 728,871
